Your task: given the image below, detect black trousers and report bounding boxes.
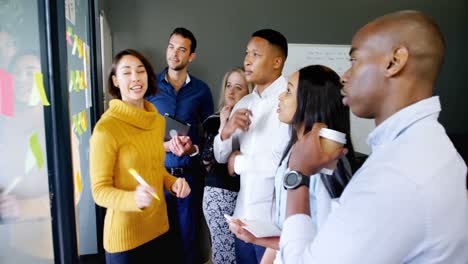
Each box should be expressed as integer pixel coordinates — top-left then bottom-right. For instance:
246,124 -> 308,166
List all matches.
105,232 -> 176,264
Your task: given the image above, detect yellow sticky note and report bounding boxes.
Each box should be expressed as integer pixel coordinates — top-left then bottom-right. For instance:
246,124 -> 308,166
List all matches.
75,170 -> 82,193
81,70 -> 87,88
71,130 -> 82,204
29,132 -> 44,169
73,114 -> 83,135
72,35 -> 79,55
74,70 -> 80,92
79,110 -> 87,131
78,39 -> 84,58
74,170 -> 82,205
85,44 -> 90,66
34,73 -> 50,106
79,71 -> 85,90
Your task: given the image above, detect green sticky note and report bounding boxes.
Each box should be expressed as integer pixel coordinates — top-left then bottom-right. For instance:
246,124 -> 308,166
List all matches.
73,114 -> 83,135
29,132 -> 44,169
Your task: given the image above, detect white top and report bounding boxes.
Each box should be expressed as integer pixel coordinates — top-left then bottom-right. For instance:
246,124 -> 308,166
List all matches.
214,76 -> 290,222
273,150 -> 335,264
280,96 -> 468,263
274,151 -> 332,231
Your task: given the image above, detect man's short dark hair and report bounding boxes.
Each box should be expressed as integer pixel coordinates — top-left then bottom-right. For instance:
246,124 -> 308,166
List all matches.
170,27 -> 197,54
252,29 -> 288,58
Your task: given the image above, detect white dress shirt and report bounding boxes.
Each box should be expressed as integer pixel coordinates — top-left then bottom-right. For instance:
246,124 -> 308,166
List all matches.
280,96 -> 468,263
214,76 -> 290,222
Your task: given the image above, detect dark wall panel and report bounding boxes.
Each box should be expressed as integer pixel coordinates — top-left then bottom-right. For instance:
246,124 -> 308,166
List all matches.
102,0 -> 468,133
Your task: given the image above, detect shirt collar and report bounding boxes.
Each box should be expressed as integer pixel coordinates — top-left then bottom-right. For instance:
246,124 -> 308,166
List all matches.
252,75 -> 286,99
367,96 -> 441,147
159,67 -> 191,85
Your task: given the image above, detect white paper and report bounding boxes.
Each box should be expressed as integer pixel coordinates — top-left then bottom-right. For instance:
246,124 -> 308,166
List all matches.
24,147 -> 36,174
65,0 -> 75,25
85,42 -> 93,108
241,220 -> 281,238
83,44 -> 88,88
85,85 -> 92,108
224,214 -> 281,238
29,81 -> 41,106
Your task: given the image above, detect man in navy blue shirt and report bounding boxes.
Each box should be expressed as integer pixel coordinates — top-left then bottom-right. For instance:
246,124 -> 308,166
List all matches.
146,27 -> 214,264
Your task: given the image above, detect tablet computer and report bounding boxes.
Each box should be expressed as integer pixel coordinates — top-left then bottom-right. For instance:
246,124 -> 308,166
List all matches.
163,113 -> 191,141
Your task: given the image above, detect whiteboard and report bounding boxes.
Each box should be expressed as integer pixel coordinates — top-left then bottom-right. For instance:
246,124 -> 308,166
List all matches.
283,43 -> 374,155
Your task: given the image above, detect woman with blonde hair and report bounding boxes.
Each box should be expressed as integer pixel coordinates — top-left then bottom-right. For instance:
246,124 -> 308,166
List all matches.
202,67 -> 252,263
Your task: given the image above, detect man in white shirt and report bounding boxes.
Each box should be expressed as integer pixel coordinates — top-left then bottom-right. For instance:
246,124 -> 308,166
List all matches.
281,10 -> 468,263
214,29 -> 290,263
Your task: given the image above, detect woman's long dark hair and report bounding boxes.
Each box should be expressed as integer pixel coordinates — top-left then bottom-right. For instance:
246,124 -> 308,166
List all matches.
107,49 -> 159,99
281,65 -> 357,171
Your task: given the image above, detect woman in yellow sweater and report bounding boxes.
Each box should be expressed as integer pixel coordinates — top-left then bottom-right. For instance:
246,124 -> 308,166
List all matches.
90,49 -> 191,263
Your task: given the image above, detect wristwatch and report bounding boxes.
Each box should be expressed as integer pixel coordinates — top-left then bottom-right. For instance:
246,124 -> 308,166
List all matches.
283,170 -> 310,190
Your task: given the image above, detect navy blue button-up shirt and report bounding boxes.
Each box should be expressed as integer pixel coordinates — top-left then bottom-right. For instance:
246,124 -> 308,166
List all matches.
146,68 -> 214,168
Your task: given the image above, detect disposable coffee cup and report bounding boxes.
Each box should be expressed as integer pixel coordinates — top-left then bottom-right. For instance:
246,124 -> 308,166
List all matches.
319,128 -> 346,175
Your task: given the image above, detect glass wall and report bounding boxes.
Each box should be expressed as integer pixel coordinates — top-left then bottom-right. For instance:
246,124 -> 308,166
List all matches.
1,0 -> 103,262
0,0 -> 54,263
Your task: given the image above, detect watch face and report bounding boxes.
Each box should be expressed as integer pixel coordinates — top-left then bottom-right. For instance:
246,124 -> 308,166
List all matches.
285,172 -> 299,186
284,171 -> 309,190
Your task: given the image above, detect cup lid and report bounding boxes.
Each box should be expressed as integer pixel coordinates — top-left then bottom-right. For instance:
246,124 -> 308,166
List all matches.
319,128 -> 346,144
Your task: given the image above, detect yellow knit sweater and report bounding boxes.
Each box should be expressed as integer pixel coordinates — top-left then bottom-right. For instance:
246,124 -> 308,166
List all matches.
90,99 -> 177,253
